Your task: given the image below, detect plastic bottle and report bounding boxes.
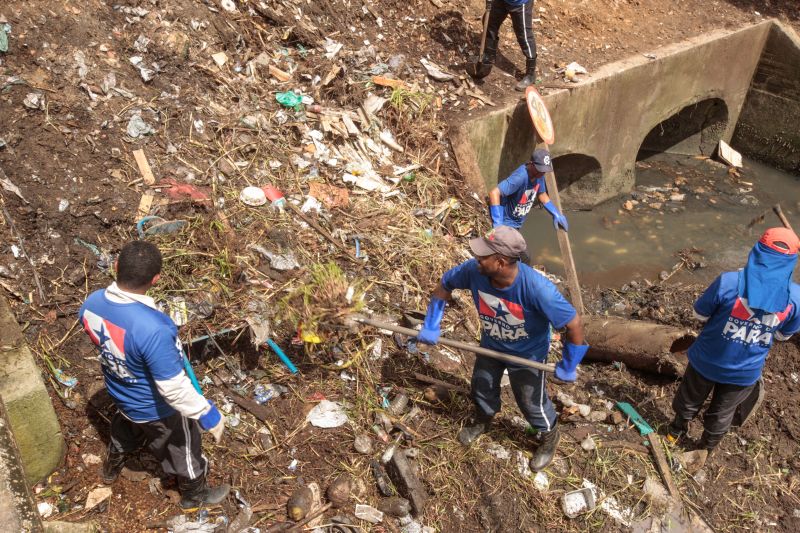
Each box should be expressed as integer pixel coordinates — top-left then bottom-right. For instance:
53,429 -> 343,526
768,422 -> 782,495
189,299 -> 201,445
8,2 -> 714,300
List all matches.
388,393 -> 409,415
372,424 -> 390,443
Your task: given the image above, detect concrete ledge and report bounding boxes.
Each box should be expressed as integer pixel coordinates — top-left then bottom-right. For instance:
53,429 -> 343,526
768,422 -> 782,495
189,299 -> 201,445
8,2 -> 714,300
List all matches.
0,295 -> 64,484
43,521 -> 98,533
0,396 -> 43,532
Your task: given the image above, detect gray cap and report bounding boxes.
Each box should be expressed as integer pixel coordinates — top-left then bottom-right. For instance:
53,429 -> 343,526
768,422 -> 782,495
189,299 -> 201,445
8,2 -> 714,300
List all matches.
469,226 -> 528,258
530,149 -> 553,173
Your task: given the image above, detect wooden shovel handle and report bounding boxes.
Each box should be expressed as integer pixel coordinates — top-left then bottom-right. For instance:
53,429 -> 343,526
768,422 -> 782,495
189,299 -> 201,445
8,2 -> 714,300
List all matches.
772,204 -> 794,233
357,317 -> 555,373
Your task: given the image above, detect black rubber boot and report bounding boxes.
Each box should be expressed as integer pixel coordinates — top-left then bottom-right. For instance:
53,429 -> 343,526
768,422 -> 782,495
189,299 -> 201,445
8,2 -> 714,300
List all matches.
666,417 -> 688,445
697,431 -> 724,453
514,58 -> 537,91
179,475 -> 231,509
102,450 -> 127,484
457,414 -> 493,446
529,425 -> 560,471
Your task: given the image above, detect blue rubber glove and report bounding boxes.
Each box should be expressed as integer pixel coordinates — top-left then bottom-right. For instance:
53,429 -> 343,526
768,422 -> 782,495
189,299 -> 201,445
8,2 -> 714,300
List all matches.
199,401 -> 225,443
417,297 -> 446,345
198,400 -> 222,430
489,205 -> 505,228
542,201 -> 568,232
554,343 -> 589,382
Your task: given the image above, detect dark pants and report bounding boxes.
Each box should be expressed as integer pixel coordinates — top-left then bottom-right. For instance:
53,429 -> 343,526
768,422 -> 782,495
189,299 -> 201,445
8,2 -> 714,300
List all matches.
471,355 -> 557,431
672,364 -> 757,444
110,410 -> 207,482
485,0 -> 537,61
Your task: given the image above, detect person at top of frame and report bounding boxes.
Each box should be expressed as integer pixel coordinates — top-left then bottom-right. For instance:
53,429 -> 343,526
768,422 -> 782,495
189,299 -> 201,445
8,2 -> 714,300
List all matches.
472,0 -> 540,91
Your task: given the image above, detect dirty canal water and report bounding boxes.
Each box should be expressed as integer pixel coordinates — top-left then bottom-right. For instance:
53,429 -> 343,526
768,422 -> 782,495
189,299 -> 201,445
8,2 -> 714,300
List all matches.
521,153 -> 800,288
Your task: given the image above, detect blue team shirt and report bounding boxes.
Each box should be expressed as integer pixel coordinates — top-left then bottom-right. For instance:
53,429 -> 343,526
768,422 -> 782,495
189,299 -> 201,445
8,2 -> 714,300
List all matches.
79,290 -> 185,421
688,271 -> 800,386
441,259 -> 576,360
497,164 -> 546,229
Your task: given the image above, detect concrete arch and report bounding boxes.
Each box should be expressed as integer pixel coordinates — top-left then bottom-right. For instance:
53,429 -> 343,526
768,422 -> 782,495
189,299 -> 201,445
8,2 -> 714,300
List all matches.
637,96 -> 730,161
553,154 -> 604,208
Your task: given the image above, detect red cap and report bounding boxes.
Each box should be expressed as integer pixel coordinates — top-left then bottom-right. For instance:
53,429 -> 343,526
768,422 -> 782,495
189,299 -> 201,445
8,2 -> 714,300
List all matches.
759,227 -> 800,255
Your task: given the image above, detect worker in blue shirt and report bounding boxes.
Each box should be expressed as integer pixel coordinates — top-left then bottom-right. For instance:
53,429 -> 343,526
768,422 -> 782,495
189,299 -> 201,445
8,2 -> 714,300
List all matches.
417,226 -> 588,471
80,241 -> 229,509
473,0 -> 539,91
668,228 -> 800,451
488,149 -> 568,232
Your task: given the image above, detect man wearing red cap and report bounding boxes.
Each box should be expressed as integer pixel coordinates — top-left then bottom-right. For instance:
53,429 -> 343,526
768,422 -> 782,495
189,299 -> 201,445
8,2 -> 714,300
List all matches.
417,226 -> 587,471
668,228 -> 800,451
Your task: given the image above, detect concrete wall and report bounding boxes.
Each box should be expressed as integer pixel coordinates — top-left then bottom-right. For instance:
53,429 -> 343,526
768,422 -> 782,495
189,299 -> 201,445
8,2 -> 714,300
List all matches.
455,21 -> 775,208
732,22 -> 800,173
0,397 -> 43,532
0,296 -> 64,484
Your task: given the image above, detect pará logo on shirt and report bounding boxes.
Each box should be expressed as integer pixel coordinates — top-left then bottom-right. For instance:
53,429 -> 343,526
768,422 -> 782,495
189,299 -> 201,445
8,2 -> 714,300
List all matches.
721,297 -> 790,347
82,309 -> 136,382
477,291 -> 529,341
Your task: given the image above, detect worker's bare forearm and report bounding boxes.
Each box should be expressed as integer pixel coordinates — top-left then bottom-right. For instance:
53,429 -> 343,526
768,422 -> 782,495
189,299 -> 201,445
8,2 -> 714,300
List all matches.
538,191 -> 550,204
488,188 -> 502,206
564,314 -> 585,345
432,284 -> 452,301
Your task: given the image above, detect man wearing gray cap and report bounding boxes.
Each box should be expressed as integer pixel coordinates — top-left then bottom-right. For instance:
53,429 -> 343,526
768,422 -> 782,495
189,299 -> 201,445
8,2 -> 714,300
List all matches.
488,148 -> 568,232
417,226 -> 588,471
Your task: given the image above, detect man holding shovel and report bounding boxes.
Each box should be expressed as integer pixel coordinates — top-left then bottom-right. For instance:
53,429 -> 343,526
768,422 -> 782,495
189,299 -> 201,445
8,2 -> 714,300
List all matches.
668,228 -> 800,452
79,241 -> 229,508
417,226 -> 588,471
470,0 -> 539,91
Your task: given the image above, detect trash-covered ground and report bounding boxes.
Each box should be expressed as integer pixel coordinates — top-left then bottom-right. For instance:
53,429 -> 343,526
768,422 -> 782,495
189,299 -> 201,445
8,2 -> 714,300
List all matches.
1,0 -> 800,531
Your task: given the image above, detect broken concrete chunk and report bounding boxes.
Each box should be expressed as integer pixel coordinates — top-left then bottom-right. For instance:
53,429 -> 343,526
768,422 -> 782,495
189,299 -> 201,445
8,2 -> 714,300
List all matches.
387,450 -> 428,516
678,449 -> 708,474
85,486 -> 112,510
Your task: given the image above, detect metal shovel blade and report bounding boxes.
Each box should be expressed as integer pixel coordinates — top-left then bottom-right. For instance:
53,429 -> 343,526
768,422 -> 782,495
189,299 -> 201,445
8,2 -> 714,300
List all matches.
467,56 -> 492,78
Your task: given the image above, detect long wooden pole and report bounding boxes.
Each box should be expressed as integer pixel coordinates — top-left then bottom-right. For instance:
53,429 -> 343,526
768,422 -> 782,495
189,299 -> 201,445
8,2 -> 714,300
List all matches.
542,170 -> 584,315
772,203 -> 794,232
356,317 -> 555,373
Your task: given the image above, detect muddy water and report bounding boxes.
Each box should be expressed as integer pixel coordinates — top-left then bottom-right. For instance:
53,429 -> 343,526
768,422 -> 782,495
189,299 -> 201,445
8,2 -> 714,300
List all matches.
520,154 -> 800,288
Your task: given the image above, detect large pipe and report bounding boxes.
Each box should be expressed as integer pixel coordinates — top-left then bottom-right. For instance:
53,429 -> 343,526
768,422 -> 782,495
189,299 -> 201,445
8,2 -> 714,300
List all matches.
583,316 -> 695,376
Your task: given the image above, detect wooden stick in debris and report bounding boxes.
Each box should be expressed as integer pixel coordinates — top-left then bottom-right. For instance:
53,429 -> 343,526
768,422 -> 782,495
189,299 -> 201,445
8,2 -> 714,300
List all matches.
210,374 -> 272,424
772,203 -> 794,232
265,503 -> 333,533
648,433 -> 680,498
285,202 -> 357,262
132,149 -> 156,185
597,440 -> 649,455
413,372 -> 470,395
357,317 -> 555,373
0,196 -> 47,303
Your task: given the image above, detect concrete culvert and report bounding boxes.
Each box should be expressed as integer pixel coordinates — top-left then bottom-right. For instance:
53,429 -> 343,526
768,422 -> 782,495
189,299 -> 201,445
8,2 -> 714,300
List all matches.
552,154 -> 603,209
637,97 -> 729,161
